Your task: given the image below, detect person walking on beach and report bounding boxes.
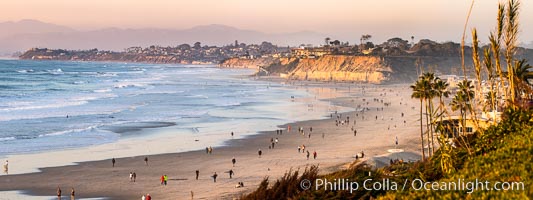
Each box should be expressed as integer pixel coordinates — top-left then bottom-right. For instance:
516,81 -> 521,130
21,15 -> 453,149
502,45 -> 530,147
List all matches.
232,157 -> 236,167
298,146 -> 301,153
144,157 -> 148,166
70,188 -> 75,200
231,131 -> 234,137
228,169 -> 234,179
57,186 -> 61,200
3,160 -> 7,174
142,195 -> 145,200
258,149 -> 262,158
160,175 -> 165,185
195,170 -> 199,180
133,172 -> 137,182
112,158 -> 116,167
205,147 -> 209,154
164,174 -> 168,185
130,172 -> 133,182
306,150 -> 310,160
146,194 -> 151,200
313,151 -> 317,159
212,172 -> 218,183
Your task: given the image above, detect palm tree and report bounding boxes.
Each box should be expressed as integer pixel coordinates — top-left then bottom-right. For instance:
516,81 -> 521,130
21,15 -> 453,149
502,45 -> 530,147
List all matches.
458,80 -> 475,104
484,91 -> 497,112
513,59 -> 533,84
411,79 -> 426,161
453,80 -> 475,136
510,59 -> 533,103
450,92 -> 466,137
360,34 -> 372,50
461,79 -> 476,126
433,77 -> 453,167
421,73 -> 437,155
434,78 -> 450,123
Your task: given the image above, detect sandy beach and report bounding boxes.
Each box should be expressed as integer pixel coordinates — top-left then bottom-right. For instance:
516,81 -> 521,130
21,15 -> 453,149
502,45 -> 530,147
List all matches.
0,79 -> 423,200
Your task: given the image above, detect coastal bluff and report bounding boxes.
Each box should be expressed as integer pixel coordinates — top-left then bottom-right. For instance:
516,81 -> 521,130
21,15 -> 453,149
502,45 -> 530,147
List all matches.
220,57 -> 279,69
285,55 -> 392,84
18,48 -> 214,65
221,55 -> 403,84
221,54 -> 525,84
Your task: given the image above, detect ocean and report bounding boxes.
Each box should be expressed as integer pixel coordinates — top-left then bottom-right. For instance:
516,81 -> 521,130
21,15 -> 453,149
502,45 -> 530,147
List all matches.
0,60 -> 336,158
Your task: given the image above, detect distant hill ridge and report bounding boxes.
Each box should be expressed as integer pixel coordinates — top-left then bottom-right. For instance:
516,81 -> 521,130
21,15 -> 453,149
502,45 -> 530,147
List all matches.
0,20 -> 327,54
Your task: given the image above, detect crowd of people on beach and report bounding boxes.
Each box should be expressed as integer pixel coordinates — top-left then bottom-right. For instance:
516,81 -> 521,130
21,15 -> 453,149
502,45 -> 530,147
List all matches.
38,85 -> 414,199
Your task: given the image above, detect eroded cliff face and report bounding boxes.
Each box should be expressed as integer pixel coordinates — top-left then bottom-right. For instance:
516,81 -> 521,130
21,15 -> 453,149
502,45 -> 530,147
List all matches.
220,55 -> 393,83
219,57 -> 279,69
287,55 -> 392,83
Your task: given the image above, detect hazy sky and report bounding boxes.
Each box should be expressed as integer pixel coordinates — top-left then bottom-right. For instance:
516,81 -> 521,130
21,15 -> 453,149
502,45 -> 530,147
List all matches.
1,0 -> 532,44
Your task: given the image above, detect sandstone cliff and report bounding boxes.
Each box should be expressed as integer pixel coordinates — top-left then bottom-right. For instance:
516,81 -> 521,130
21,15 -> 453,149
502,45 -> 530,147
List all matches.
220,55 -> 394,83
287,55 -> 392,83
219,55 -> 475,84
219,57 -> 279,69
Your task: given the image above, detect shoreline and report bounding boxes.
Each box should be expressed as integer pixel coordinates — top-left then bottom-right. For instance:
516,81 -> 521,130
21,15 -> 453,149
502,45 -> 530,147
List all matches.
0,77 -> 422,199
0,66 -> 341,175
0,73 -> 345,174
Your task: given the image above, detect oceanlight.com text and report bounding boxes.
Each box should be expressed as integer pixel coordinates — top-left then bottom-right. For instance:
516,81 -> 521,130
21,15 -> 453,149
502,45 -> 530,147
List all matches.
304,178 -> 525,193
411,178 -> 525,193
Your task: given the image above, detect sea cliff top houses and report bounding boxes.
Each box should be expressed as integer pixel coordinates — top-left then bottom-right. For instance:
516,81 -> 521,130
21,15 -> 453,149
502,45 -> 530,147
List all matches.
22,41 -> 290,64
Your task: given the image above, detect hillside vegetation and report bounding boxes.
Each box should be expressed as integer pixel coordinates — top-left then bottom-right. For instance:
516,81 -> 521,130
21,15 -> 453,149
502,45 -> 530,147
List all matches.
241,108 -> 533,199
